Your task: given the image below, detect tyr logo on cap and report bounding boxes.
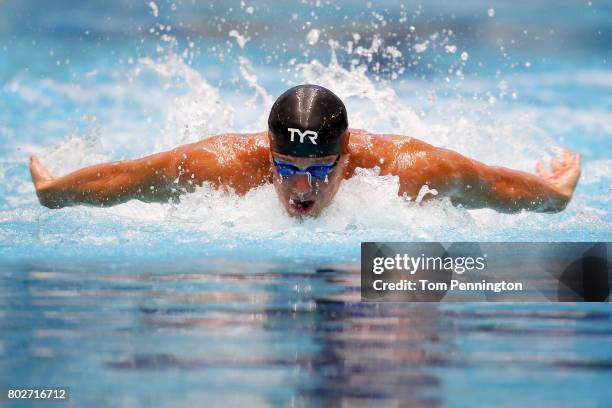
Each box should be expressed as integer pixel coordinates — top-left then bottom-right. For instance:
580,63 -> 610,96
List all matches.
288,127 -> 318,145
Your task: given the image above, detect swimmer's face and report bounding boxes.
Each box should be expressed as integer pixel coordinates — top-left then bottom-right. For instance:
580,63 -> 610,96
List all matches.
270,151 -> 347,218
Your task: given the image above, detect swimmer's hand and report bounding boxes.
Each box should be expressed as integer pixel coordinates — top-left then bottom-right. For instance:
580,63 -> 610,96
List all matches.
29,156 -> 59,208
536,149 -> 581,200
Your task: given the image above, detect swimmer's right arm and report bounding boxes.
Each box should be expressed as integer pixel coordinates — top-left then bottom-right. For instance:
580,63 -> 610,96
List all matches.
29,133 -> 270,208
29,149 -> 185,208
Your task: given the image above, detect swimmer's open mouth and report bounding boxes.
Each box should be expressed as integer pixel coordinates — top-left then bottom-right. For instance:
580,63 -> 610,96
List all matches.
289,198 -> 315,214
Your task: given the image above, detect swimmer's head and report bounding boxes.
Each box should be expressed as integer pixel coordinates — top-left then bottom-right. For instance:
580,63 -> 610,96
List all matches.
268,84 -> 350,218
268,84 -> 348,158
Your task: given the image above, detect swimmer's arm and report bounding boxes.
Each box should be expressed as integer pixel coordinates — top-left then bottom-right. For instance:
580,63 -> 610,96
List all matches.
29,150 -> 184,208
398,147 -> 581,213
29,133 -> 269,208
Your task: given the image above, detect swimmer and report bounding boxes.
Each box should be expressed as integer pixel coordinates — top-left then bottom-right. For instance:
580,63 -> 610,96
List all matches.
29,84 -> 581,217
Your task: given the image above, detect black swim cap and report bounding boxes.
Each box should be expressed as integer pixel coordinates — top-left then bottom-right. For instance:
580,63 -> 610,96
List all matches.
268,84 -> 348,158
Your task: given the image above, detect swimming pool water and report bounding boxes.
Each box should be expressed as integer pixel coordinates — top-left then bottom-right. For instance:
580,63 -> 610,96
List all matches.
2,260 -> 612,406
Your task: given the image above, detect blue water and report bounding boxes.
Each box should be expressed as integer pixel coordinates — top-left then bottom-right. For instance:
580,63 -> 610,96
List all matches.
1,1 -> 611,406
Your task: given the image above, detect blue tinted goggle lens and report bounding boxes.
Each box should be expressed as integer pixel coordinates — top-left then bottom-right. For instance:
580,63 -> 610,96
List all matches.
273,158 -> 338,179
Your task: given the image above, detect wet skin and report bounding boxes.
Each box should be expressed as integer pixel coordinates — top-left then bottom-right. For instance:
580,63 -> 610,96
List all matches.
29,129 -> 581,215
271,152 -> 346,218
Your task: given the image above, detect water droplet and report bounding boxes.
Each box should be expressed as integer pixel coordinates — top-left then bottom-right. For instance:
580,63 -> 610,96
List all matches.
414,41 -> 428,53
148,1 -> 159,18
306,29 -> 320,45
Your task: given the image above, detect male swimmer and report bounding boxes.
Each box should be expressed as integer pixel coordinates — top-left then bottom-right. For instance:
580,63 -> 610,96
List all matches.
30,84 -> 581,217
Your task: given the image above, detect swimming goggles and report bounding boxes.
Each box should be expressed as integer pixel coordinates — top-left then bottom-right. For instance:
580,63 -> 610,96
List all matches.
273,156 -> 339,180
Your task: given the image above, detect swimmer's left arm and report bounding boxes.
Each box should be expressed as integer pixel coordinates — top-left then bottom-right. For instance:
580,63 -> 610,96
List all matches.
397,147 -> 581,213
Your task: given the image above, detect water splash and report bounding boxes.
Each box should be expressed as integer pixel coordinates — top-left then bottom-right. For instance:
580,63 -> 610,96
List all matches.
1,2 -> 610,261
297,41 -> 429,138
138,35 -> 235,151
237,56 -> 274,131
229,30 -> 251,49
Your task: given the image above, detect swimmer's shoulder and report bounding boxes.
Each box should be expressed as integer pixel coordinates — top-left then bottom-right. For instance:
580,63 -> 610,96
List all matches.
234,131 -> 271,164
347,128 -> 434,167
176,131 -> 271,194
186,131 -> 270,158
170,131 -> 270,173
